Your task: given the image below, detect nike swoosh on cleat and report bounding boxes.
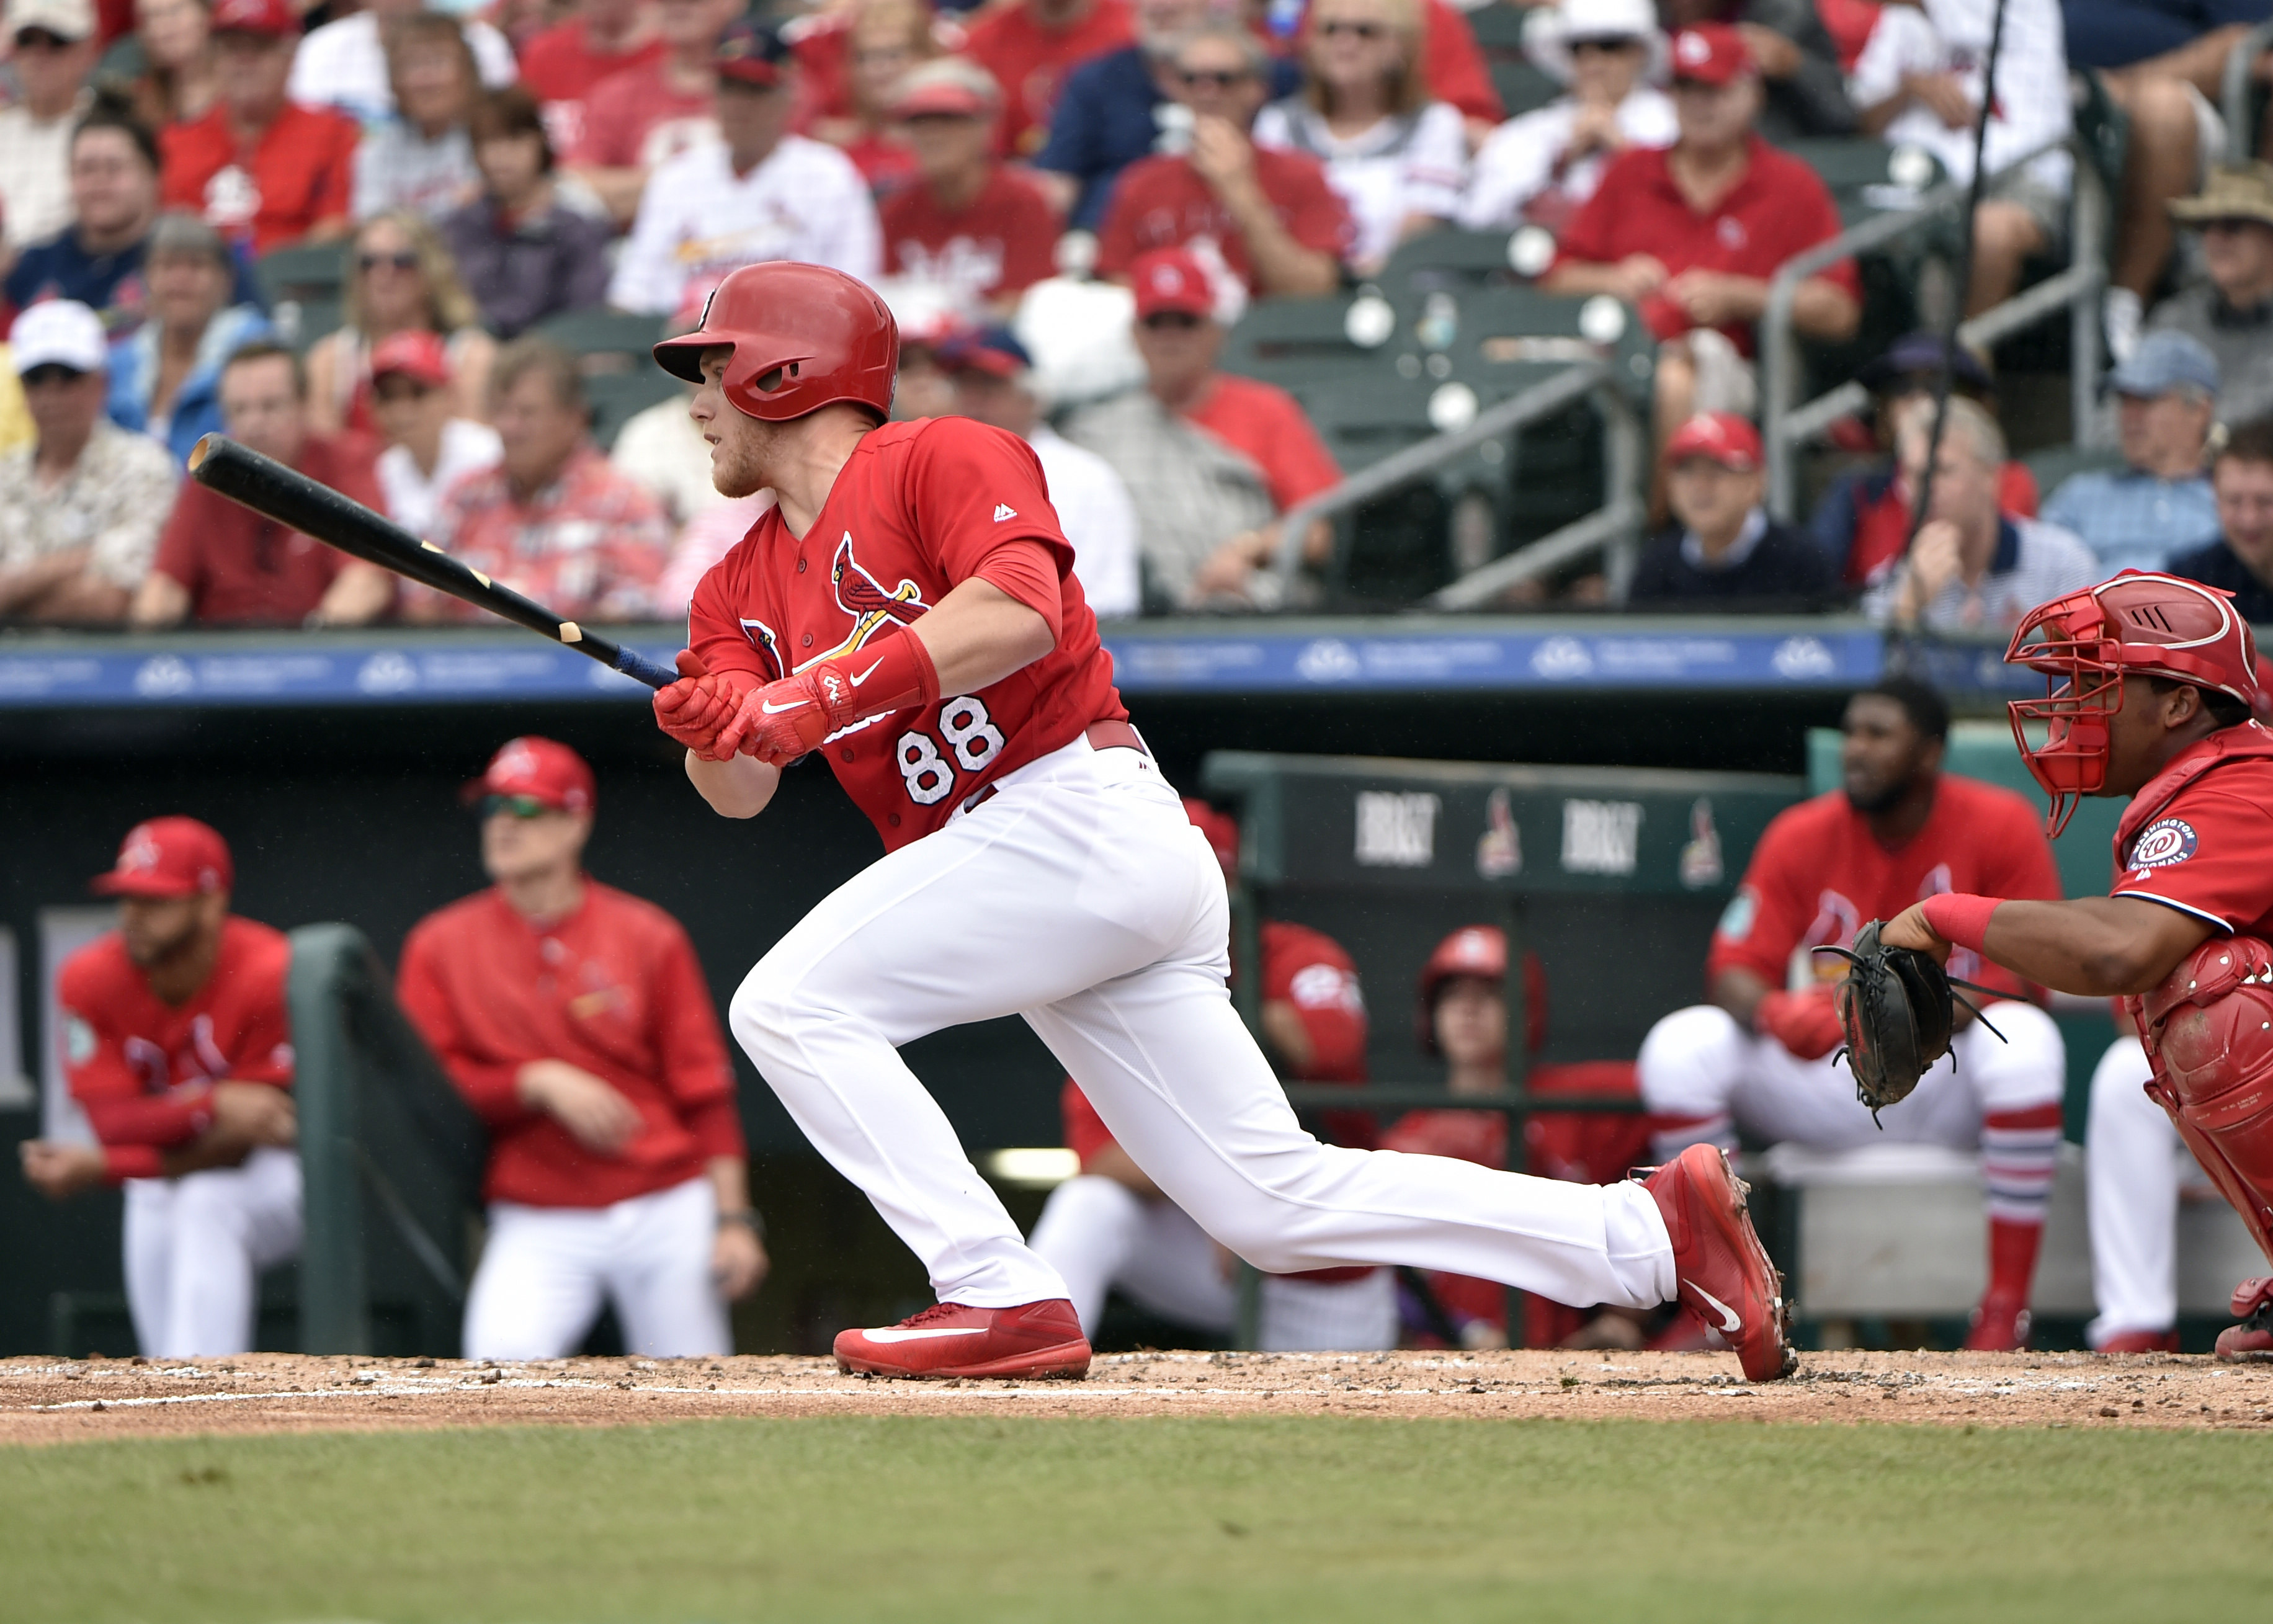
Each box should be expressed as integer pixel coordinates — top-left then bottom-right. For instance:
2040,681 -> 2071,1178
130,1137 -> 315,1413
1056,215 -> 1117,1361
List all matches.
760,698 -> 811,714
1690,1285 -> 1743,1335
847,659 -> 885,687
862,1326 -> 991,1344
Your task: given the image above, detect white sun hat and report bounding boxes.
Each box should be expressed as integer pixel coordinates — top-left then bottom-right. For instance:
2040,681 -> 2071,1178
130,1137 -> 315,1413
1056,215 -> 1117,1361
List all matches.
1524,0 -> 1670,88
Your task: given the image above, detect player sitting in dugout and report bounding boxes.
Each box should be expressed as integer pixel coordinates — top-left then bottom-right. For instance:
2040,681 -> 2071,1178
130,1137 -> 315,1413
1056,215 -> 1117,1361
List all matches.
1880,571 -> 2273,1363
396,737 -> 766,1362
1639,676 -> 2068,1351
1026,799 -> 1397,1352
1378,926 -> 1658,1352
20,818 -> 303,1360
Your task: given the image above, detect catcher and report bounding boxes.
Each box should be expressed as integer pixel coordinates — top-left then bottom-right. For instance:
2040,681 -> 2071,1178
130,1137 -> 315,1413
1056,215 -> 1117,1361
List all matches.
1880,570 -> 2273,1362
1638,676 -> 2068,1350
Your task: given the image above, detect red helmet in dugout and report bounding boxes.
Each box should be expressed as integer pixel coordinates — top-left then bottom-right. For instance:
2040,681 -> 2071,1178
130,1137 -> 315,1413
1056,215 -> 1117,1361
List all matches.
2004,570 -> 2263,835
1416,925 -> 1547,1057
653,263 -> 899,425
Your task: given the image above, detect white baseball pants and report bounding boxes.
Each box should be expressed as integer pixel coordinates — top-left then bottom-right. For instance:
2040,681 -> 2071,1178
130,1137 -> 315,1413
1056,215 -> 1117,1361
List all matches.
123,1146 -> 303,1359
1639,1001 -> 2066,1152
2084,1037 -> 2215,1344
463,1176 -> 731,1360
1028,1172 -> 1400,1349
730,736 -> 1676,1315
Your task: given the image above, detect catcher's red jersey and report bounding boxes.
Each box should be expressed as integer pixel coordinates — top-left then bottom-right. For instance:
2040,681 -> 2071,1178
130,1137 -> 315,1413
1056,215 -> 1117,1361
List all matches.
2107,729 -> 2273,939
58,916 -> 294,1181
1708,775 -> 2061,998
687,416 -> 1127,850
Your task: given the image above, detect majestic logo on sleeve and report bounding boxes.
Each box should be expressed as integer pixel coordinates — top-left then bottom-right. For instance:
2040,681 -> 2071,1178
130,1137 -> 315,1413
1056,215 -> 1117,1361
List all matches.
2128,818 -> 2198,870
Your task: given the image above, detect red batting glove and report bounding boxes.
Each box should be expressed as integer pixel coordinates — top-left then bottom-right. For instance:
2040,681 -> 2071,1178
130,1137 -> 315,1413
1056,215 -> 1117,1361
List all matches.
715,631 -> 940,765
1754,985 -> 1846,1061
651,650 -> 759,761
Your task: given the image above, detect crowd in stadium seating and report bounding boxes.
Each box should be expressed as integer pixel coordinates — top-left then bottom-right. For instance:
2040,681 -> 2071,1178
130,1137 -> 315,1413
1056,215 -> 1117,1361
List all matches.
2,0 -> 2273,627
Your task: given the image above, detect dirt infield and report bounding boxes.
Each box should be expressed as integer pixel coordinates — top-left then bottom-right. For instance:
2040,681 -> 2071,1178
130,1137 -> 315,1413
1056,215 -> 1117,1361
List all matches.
4,1348 -> 2270,1443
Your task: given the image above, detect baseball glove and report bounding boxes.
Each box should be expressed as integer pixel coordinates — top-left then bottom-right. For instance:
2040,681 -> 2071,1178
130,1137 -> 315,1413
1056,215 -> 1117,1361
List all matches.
1815,921 -> 2005,1119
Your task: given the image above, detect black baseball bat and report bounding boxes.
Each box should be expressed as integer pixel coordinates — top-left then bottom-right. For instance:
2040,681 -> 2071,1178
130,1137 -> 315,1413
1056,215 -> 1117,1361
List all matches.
186,433 -> 678,690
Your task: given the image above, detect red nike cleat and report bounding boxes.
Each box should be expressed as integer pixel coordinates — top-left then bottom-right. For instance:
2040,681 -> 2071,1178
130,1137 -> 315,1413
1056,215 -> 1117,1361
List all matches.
1963,1294 -> 2031,1352
1640,1145 -> 1795,1382
2094,1328 -> 2180,1354
2215,1277 -> 2273,1363
833,1299 -> 1092,1380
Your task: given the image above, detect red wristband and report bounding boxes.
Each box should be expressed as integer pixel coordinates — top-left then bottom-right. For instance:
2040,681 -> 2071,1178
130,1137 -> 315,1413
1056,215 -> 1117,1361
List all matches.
1920,893 -> 2000,953
818,627 -> 940,731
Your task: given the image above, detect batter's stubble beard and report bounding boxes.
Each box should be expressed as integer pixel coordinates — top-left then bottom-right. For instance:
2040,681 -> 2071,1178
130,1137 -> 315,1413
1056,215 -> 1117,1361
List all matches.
710,413 -> 784,500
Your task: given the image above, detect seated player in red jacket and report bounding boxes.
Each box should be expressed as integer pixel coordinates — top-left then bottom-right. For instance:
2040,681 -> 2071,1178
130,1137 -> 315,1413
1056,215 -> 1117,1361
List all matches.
1380,926 -> 1655,1350
19,818 -> 302,1359
396,738 -> 766,1360
1025,798 -> 1395,1349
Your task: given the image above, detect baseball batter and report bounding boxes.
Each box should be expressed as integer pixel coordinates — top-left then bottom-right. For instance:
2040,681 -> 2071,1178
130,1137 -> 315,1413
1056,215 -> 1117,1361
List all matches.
1882,571 -> 2273,1362
1639,677 -> 2068,1350
643,260 -> 1793,1382
18,818 -> 302,1358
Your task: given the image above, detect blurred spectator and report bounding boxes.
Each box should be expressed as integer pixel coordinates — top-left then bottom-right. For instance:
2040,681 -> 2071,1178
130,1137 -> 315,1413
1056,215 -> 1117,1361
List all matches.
1458,0 -> 1674,236
2169,414 -> 2273,621
610,298 -> 723,524
609,16 -> 879,316
878,58 -> 1060,317
1542,25 -> 1857,448
1064,247 -> 1339,610
568,0 -> 739,228
439,87 -> 612,339
0,0 -> 102,255
940,323 -> 1141,617
133,339 -> 393,624
1848,0 -> 2070,316
105,209 -> 268,462
2155,163 -> 2273,426
1863,396 -> 2097,631
654,489 -> 772,612
158,0 -> 357,254
801,0 -> 940,194
396,738 -> 762,1362
1806,331 -> 2039,589
4,104 -> 161,320
518,0 -> 661,159
962,0 -> 1134,162
0,300 -> 176,622
413,336 -> 671,623
1094,21 -> 1352,297
352,12 -> 483,221
1251,0 -> 1463,277
103,0 -> 215,129
288,0 -> 516,127
1400,0 -> 1506,137
1034,0 -> 1282,231
306,209 -> 495,438
368,327 -> 499,537
2040,329 -> 2221,575
18,818 -> 301,1360
1659,0 -> 1854,137
1628,411 -> 1829,603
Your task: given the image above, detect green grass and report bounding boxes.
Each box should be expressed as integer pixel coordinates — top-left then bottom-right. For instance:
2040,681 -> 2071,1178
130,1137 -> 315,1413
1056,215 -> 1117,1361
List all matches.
6,1416 -> 2270,1622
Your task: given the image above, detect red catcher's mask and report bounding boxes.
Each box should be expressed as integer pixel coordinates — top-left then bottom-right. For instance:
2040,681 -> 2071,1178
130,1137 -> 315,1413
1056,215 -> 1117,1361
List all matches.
2004,571 -> 2261,836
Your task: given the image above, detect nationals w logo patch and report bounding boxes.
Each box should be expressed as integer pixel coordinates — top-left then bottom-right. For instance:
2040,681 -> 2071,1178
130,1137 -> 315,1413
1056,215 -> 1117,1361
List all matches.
2129,818 -> 2198,870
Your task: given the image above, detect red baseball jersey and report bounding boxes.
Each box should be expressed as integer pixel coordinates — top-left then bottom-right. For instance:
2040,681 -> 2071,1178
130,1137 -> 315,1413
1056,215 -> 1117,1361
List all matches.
687,416 -> 1127,851
1096,151 -> 1354,293
396,880 -> 745,1209
1182,375 -> 1342,513
159,102 -> 359,254
153,433 -> 386,625
1708,774 -> 2061,998
881,167 -> 1061,306
2108,727 -> 2273,940
963,0 -> 1135,158
58,916 -> 294,1183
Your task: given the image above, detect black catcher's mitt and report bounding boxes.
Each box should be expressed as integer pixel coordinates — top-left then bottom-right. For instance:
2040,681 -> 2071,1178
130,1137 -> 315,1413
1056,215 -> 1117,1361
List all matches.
1816,921 -> 2004,1118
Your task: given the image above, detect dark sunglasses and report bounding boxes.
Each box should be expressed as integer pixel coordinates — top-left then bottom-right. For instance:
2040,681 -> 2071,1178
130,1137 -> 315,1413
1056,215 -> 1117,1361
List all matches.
20,363 -> 89,388
1569,36 -> 1639,55
1177,66 -> 1254,88
1319,19 -> 1386,38
1141,310 -> 1205,330
13,28 -> 74,49
478,793 -> 555,819
359,251 -> 421,274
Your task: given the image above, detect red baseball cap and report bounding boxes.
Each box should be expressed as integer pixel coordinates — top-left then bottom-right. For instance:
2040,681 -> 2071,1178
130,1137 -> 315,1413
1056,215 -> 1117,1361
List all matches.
370,329 -> 452,388
463,736 -> 596,813
1668,23 -> 1753,85
1664,411 -> 1763,471
713,15 -> 787,87
208,0 -> 297,38
891,58 -> 999,120
1132,249 -> 1215,322
92,817 -> 234,899
1182,797 -> 1239,877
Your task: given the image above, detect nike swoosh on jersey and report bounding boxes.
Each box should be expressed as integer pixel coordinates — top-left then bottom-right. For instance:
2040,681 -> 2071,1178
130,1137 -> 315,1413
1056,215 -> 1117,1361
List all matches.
761,698 -> 811,715
847,658 -> 886,687
1690,1284 -> 1743,1335
861,1326 -> 991,1344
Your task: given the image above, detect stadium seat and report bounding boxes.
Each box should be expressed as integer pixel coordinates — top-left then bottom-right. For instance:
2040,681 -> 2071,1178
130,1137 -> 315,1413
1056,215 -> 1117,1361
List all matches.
1218,292 -> 1406,393
1487,58 -> 1560,122
1377,229 -> 1525,308
2021,440 -> 2125,497
585,369 -> 682,452
254,240 -> 349,350
1777,136 -> 1947,231
534,308 -> 671,375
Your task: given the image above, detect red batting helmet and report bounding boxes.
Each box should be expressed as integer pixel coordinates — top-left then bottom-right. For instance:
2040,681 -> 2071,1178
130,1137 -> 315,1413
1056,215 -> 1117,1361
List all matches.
1416,926 -> 1547,1058
652,262 -> 898,424
2005,570 -> 2263,835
